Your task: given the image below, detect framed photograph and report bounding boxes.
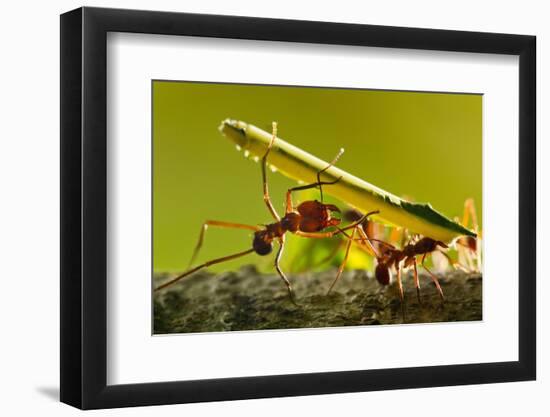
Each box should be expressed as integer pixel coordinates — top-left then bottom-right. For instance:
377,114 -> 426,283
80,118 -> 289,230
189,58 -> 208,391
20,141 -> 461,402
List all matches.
60,6 -> 536,409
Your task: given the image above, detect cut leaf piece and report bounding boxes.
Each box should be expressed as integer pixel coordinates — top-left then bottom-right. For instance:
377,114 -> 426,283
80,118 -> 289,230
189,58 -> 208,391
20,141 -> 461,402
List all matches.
219,119 -> 476,243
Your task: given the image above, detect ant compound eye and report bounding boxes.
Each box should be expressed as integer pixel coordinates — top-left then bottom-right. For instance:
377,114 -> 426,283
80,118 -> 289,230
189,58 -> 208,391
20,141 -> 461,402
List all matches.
253,233 -> 273,256
375,263 -> 391,285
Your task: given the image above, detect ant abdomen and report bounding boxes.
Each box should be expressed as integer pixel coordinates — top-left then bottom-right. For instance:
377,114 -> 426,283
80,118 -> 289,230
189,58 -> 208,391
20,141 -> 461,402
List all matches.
253,231 -> 273,256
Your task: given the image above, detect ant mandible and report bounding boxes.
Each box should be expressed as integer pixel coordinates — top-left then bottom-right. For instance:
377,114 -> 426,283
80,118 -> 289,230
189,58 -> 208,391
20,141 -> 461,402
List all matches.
154,122 -> 378,304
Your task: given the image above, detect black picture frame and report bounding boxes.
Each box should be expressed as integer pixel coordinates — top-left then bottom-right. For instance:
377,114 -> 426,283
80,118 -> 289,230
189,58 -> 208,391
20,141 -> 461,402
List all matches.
60,6 -> 536,410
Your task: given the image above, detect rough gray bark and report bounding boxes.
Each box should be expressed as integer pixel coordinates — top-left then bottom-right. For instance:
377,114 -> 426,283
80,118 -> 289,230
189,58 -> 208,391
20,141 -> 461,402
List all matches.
154,266 -> 482,334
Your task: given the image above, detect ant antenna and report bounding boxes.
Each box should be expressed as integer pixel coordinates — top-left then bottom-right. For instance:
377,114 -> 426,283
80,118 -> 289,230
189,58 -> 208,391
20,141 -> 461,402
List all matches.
317,148 -> 344,202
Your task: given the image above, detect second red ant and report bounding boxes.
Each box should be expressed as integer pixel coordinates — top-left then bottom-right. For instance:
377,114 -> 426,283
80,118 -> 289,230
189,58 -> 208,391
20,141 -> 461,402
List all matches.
329,212 -> 469,315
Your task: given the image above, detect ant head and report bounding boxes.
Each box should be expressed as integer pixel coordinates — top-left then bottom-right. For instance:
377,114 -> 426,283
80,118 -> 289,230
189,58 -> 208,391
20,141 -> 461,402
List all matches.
252,231 -> 273,256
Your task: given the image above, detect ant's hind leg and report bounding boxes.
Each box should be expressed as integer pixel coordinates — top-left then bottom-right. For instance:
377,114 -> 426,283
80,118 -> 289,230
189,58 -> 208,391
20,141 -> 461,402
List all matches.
155,248 -> 255,292
188,220 -> 261,268
326,227 -> 356,295
274,236 -> 297,306
422,254 -> 445,301
396,261 -> 406,321
261,122 -> 281,221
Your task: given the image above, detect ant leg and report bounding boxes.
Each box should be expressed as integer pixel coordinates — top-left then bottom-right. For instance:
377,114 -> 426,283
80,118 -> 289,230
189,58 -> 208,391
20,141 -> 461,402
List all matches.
412,261 -> 421,304
421,254 -> 445,301
356,237 -> 396,250
317,148 -> 344,202
285,177 -> 342,213
262,122 -> 281,221
355,226 -> 380,258
395,262 -> 405,322
296,231 -> 339,239
326,227 -> 356,295
188,220 -> 261,268
284,148 -> 345,212
155,248 -> 255,292
274,235 -> 297,305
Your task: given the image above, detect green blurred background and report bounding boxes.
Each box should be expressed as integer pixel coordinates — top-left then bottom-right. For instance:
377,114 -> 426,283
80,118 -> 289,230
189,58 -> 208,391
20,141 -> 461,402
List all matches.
153,81 -> 482,273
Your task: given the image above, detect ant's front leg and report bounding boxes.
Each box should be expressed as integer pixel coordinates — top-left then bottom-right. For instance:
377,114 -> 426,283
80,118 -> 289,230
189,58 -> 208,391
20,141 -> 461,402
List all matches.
394,259 -> 407,322
284,178 -> 342,214
261,122 -> 281,221
421,253 -> 445,301
284,148 -> 344,213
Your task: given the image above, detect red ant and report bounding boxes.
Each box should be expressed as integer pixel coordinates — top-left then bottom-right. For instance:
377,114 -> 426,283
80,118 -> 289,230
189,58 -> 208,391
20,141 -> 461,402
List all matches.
328,210 -> 474,320
371,237 -> 452,305
154,122 -> 378,304
329,206 -> 471,302
322,229 -> 453,318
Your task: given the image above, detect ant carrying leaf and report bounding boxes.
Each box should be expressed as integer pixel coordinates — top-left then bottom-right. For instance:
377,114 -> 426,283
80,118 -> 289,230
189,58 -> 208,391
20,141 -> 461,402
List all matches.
155,122 -> 379,304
